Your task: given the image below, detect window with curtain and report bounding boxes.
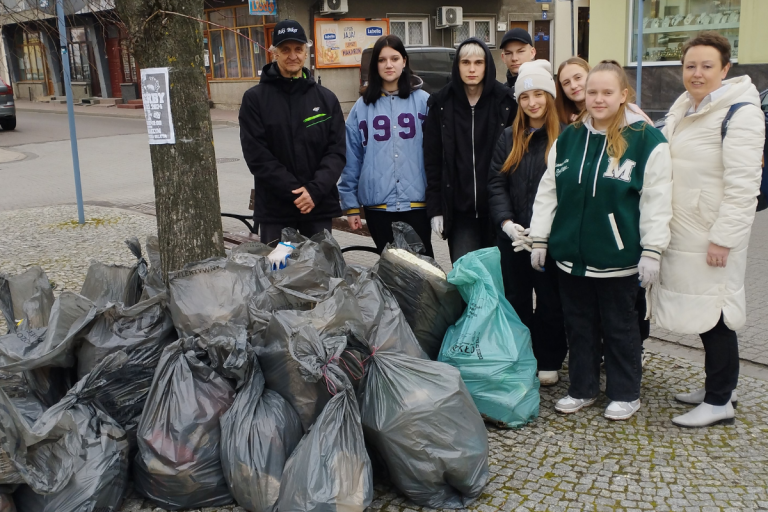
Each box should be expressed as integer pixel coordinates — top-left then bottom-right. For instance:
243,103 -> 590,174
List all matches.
206,6 -> 276,79
15,30 -> 46,81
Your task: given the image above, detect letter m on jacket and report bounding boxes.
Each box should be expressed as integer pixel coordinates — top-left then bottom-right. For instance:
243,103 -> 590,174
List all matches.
603,158 -> 637,182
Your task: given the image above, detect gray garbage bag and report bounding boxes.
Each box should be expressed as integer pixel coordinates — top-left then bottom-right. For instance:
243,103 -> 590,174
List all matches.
254,284 -> 365,431
344,266 -> 427,359
0,353 -> 130,510
373,222 -> 464,359
21,366 -> 76,407
141,236 -> 166,300
168,258 -> 259,337
133,331 -> 247,510
281,228 -> 346,279
122,237 -> 148,307
0,292 -> 96,372
0,267 -> 54,334
349,318 -> 490,508
220,351 -> 303,512
0,396 -> 45,484
276,328 -> 372,512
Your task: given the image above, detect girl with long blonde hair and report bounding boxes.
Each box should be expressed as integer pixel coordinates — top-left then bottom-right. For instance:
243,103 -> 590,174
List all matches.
487,60 -> 567,386
528,60 -> 673,420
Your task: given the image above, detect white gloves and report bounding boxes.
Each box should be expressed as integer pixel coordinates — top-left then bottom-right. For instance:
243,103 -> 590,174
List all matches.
637,256 -> 660,288
430,216 -> 444,237
502,221 -> 532,252
531,248 -> 547,272
267,242 -> 295,270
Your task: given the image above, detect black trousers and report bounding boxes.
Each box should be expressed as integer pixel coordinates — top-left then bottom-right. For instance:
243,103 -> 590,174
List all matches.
498,238 -> 567,371
558,269 -> 642,402
447,215 -> 495,263
259,219 -> 332,246
363,208 -> 434,258
701,315 -> 739,406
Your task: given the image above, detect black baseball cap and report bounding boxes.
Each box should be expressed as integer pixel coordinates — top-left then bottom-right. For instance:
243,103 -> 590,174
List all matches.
272,20 -> 308,46
500,28 -> 533,49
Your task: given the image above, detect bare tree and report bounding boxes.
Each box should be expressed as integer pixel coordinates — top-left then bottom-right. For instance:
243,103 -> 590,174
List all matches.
114,0 -> 225,279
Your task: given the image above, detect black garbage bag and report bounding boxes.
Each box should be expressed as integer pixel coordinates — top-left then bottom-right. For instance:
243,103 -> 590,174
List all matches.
276,328 -> 372,511
220,351 -> 303,512
133,329 -> 248,510
168,258 -> 259,337
254,284 -> 365,431
122,237 -> 148,307
348,317 -> 490,508
344,266 -> 427,360
0,353 -> 130,511
141,235 -> 166,300
373,222 -> 464,359
0,267 -> 54,334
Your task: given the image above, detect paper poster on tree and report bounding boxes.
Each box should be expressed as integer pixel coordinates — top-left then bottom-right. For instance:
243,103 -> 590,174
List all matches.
315,18 -> 389,68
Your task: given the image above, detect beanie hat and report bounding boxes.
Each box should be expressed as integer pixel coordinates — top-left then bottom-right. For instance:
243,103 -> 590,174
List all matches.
514,60 -> 557,101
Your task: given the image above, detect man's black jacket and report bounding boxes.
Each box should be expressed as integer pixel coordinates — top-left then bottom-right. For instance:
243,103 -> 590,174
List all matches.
240,62 -> 345,223
423,38 -> 515,238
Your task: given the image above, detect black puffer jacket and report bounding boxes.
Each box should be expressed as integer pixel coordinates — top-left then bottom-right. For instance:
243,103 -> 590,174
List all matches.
505,70 -> 519,121
487,125 -> 559,232
423,38 -> 515,237
240,62 -> 345,223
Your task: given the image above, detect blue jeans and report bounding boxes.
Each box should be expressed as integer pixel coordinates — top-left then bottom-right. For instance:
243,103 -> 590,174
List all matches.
558,269 -> 642,402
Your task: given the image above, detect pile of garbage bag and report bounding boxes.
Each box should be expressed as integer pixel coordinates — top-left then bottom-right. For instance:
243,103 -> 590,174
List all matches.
0,227 -> 503,511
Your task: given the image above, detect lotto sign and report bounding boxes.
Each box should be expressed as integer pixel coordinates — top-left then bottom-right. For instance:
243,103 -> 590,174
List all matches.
140,68 -> 175,145
315,18 -> 390,68
249,0 -> 276,16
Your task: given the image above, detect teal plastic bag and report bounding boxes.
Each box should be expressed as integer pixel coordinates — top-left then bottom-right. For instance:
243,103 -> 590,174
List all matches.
438,248 -> 539,428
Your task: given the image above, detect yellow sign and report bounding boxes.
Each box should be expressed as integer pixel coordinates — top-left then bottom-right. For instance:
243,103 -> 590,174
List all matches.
315,18 -> 389,68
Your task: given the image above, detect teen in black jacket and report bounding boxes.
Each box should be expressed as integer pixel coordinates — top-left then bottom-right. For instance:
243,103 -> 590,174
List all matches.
423,38 -> 515,263
487,60 -> 567,386
240,60 -> 345,244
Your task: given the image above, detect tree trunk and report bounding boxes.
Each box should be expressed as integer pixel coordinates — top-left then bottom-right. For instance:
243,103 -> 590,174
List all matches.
114,0 -> 224,280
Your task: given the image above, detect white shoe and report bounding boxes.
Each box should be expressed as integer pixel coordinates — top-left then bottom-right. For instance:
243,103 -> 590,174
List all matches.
672,402 -> 735,428
604,399 -> 641,421
555,395 -> 597,414
538,371 -> 559,386
674,388 -> 738,408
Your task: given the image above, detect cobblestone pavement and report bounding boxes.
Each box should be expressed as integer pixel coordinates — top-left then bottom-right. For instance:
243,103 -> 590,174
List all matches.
2,206 -> 768,511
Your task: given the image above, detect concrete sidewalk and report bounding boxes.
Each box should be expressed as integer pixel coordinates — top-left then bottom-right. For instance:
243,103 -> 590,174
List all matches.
14,99 -> 240,126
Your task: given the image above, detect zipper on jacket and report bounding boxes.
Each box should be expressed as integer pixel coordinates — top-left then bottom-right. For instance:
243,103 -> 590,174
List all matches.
471,106 -> 478,218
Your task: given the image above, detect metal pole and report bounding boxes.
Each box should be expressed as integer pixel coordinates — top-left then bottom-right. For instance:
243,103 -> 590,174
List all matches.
56,0 -> 85,224
570,0 -> 575,57
636,0 -> 644,108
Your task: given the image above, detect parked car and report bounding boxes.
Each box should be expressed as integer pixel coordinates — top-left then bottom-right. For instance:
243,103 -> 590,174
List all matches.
0,79 -> 16,131
360,46 -> 455,95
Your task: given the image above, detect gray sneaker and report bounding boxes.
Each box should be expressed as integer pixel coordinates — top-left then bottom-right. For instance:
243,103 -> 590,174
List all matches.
555,395 -> 597,414
604,399 -> 641,421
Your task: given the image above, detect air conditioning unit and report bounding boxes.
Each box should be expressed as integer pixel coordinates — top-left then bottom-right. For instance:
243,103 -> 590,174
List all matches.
320,0 -> 348,15
436,6 -> 463,29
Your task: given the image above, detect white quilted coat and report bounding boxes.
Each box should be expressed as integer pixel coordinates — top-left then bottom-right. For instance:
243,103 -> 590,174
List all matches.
654,76 -> 765,334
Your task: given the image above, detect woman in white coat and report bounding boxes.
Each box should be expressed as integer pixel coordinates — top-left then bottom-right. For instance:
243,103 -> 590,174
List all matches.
654,32 -> 765,427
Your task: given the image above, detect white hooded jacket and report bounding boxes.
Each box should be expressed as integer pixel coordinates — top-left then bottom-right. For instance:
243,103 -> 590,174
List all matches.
653,75 -> 765,334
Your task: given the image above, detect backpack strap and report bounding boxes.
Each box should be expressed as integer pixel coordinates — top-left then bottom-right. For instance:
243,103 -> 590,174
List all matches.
721,102 -> 752,140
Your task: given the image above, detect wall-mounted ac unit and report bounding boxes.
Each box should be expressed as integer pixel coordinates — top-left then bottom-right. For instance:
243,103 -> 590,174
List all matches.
436,6 -> 463,29
320,0 -> 348,15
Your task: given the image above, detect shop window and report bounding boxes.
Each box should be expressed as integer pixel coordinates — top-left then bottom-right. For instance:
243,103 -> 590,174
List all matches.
205,6 -> 275,79
389,17 -> 428,46
68,27 -> 91,83
120,40 -> 138,83
454,17 -> 495,47
630,0 -> 741,64
15,30 -> 46,81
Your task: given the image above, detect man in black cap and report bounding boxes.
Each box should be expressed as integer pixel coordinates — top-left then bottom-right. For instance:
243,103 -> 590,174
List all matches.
499,28 -> 536,118
239,19 -> 345,257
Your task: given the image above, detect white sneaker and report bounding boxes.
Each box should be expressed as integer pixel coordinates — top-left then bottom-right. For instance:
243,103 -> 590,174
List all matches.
674,388 -> 738,408
672,402 -> 735,428
555,395 -> 597,414
538,371 -> 559,386
604,399 -> 641,421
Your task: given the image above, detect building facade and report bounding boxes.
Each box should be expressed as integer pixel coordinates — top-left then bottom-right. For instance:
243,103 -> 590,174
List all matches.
589,0 -> 768,117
